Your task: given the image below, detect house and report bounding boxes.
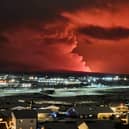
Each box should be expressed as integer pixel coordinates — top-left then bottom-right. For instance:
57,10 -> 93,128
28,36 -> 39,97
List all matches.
39,121 -> 88,129
11,110 -> 37,129
73,104 -> 113,119
72,105 -> 98,118
37,109 -> 52,122
0,111 -> 12,129
96,107 -> 114,120
86,120 -> 116,129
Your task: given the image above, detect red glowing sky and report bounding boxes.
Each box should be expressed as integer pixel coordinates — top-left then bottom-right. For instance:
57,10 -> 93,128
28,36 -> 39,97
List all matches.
0,0 -> 129,74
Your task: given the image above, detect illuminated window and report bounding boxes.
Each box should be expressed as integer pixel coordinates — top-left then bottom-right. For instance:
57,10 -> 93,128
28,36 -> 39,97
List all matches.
19,120 -> 23,123
41,126 -> 45,129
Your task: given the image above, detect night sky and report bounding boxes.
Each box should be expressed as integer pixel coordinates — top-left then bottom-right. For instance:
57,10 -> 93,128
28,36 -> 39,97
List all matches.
0,0 -> 129,74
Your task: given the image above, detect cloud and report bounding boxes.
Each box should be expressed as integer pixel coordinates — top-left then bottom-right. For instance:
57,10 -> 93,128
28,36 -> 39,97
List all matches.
78,26 -> 129,40
0,22 -> 90,72
0,0 -> 129,73
61,3 -> 129,73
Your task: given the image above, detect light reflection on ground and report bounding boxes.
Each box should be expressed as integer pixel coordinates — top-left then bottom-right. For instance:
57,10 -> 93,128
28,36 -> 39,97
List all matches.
0,85 -> 129,97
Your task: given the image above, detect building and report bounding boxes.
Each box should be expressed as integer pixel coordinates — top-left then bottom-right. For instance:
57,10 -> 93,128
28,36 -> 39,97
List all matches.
11,110 -> 37,129
0,111 -> 12,129
72,105 -> 98,118
73,104 -> 113,119
39,121 -> 88,129
97,107 -> 114,120
86,120 -> 116,129
125,112 -> 129,125
37,109 -> 52,122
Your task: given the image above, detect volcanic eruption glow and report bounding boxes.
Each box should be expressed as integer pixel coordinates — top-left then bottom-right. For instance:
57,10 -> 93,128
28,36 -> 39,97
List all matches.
0,0 -> 129,73
0,21 -> 91,72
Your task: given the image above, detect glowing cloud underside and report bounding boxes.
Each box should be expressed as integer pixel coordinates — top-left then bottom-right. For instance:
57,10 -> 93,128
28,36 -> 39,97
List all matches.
1,0 -> 129,73
0,21 -> 91,72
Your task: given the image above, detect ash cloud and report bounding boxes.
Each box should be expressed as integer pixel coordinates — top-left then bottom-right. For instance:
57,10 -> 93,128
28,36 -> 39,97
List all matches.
0,0 -> 129,73
0,22 -> 90,72
78,26 -> 129,40
61,1 -> 129,73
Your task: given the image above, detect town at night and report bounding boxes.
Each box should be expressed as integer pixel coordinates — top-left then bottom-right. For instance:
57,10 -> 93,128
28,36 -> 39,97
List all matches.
1,0 -> 129,129
0,72 -> 129,129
